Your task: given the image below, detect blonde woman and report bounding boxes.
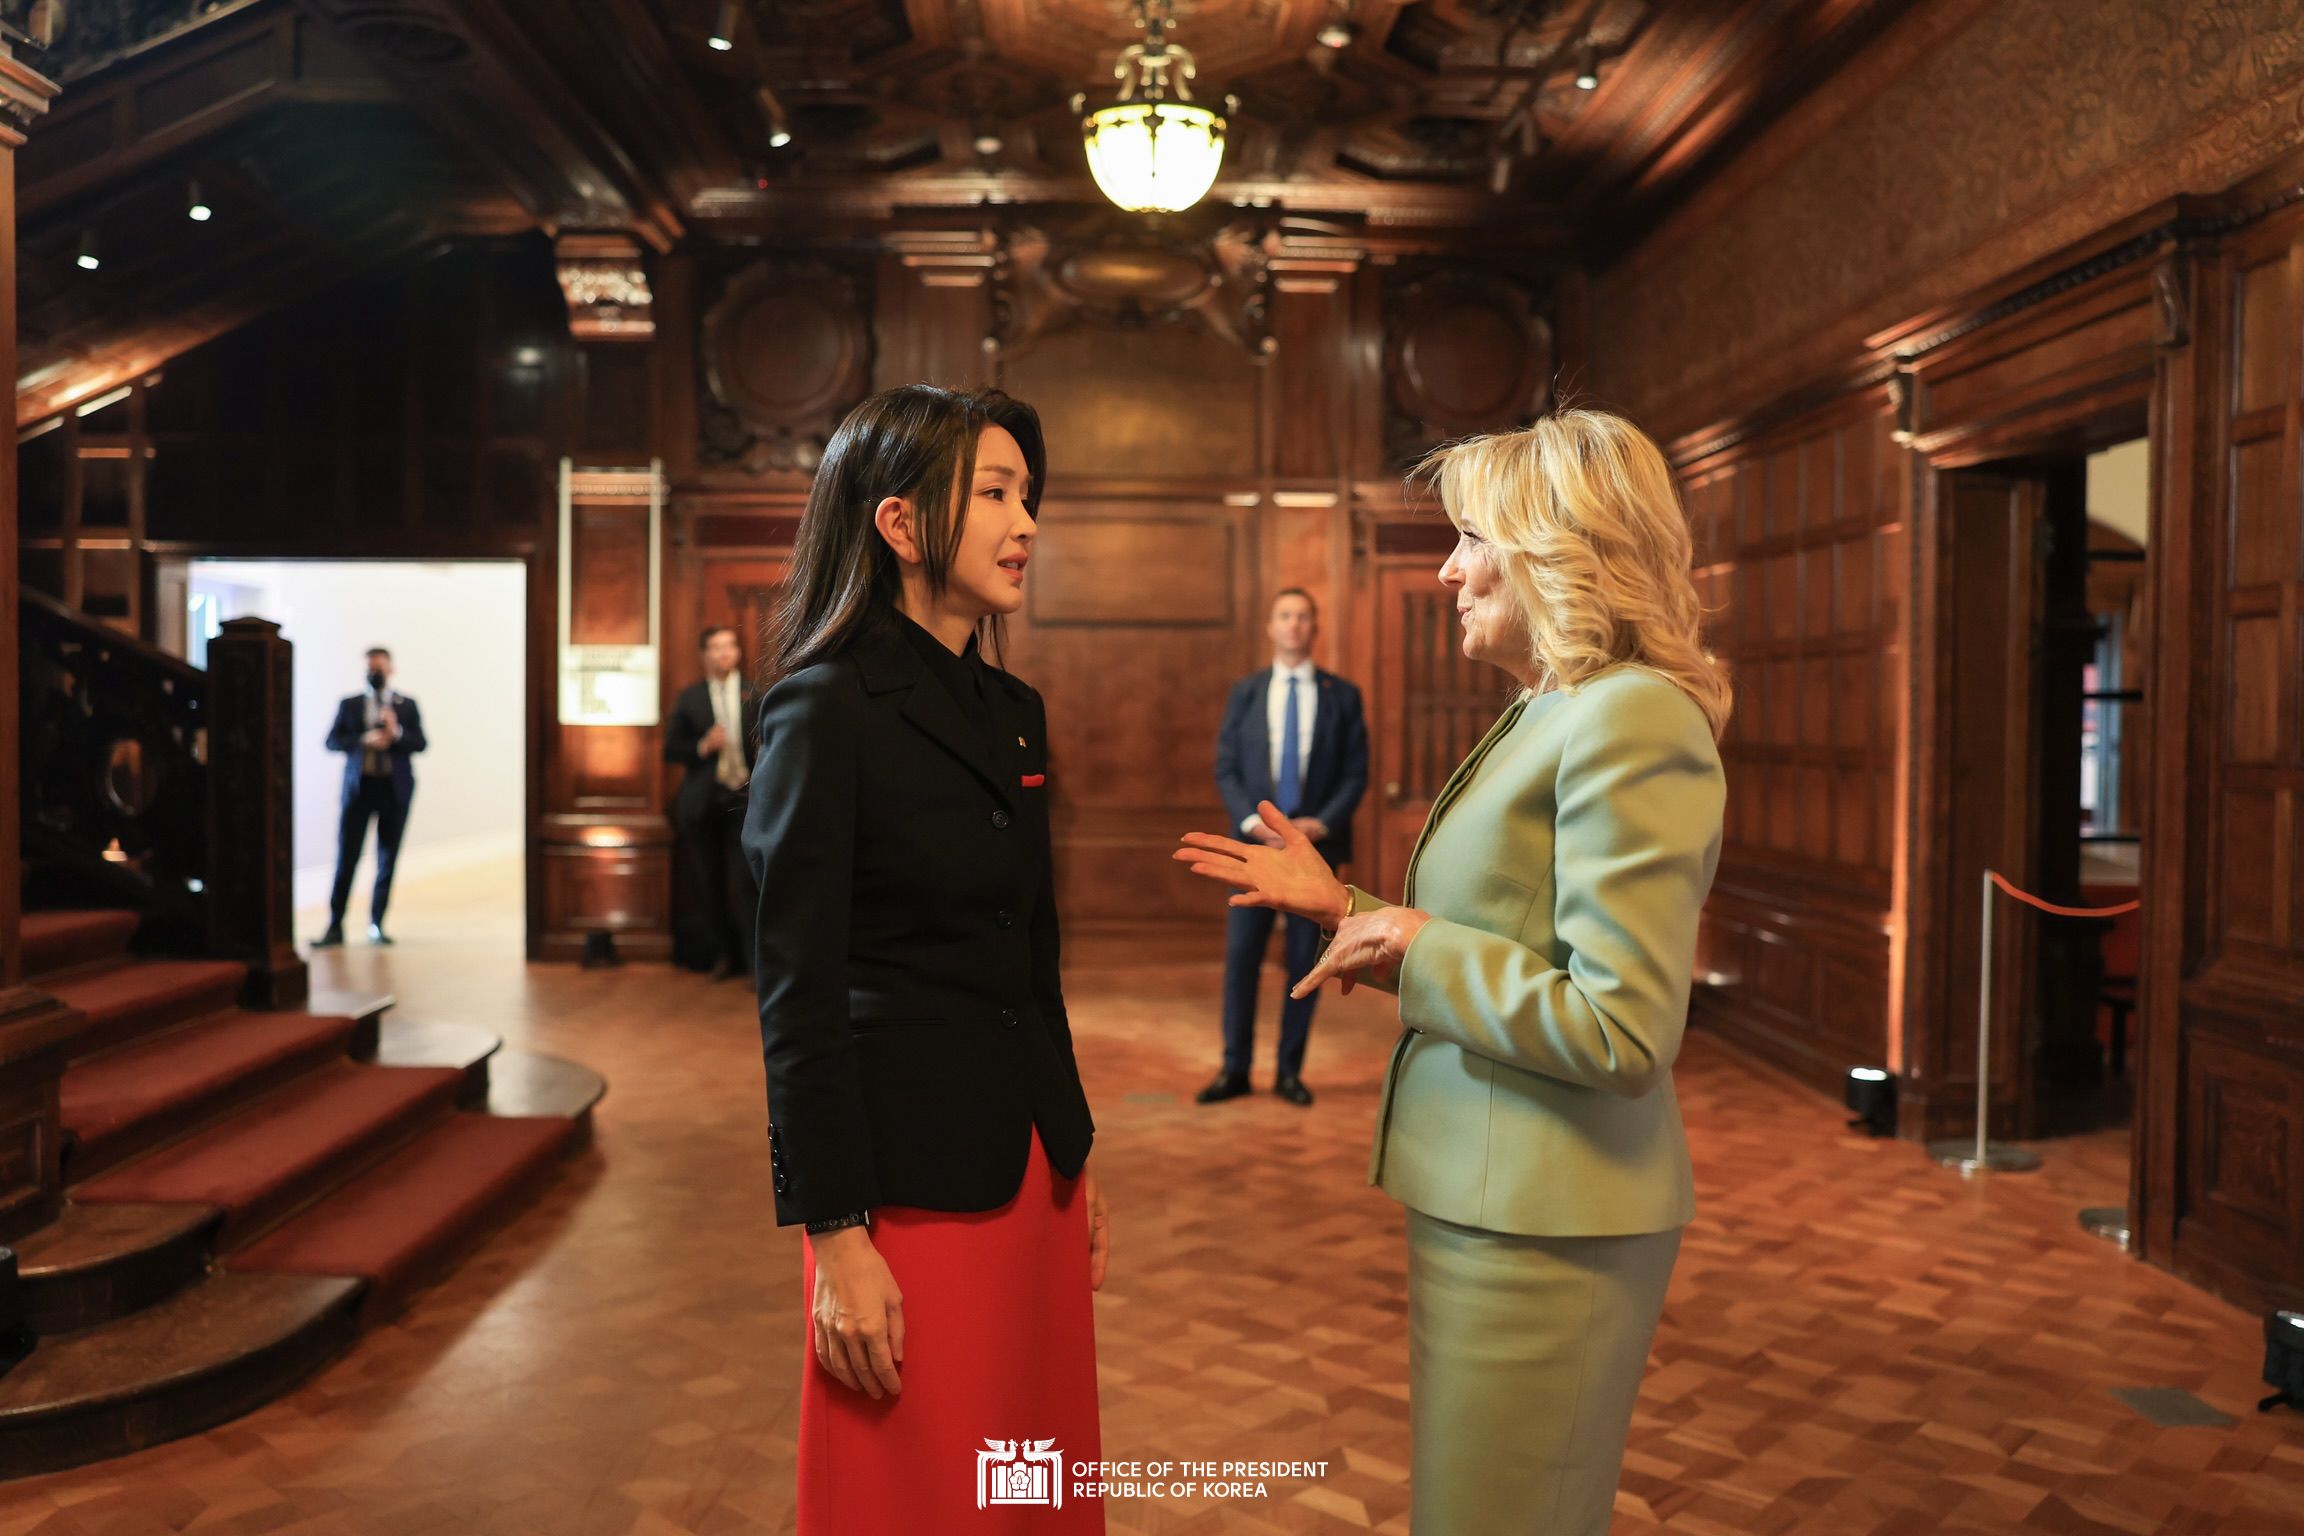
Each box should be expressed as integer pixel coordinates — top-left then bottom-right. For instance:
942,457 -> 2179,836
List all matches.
1177,409 -> 1728,1534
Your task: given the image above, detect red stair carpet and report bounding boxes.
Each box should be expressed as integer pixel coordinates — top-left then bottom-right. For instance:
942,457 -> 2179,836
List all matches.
0,908 -> 604,1478
60,1009 -> 360,1179
231,1114 -> 575,1322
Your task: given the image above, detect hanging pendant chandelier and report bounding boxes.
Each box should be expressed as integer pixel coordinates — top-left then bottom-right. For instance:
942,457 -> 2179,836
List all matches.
1076,0 -> 1234,214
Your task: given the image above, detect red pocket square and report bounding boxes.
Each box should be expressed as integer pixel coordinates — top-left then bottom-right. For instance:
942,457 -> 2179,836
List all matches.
1020,773 -> 1046,788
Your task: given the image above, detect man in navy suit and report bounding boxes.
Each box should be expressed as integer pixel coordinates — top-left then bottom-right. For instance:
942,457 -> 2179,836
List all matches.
1202,589 -> 1369,1107
314,647 -> 426,947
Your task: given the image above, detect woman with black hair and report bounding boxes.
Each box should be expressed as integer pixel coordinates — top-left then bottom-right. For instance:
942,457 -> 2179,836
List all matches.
746,384 -> 1108,1534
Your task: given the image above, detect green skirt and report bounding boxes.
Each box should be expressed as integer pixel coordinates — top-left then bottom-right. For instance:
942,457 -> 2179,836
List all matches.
1406,1211 -> 1681,1535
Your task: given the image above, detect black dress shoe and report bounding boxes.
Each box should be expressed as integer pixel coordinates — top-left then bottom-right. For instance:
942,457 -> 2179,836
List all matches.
1273,1076 -> 1314,1107
365,923 -> 395,946
312,925 -> 345,949
1195,1072 -> 1252,1104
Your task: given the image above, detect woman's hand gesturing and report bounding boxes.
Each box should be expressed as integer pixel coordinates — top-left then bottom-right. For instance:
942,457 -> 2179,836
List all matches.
1173,801 -> 1350,928
1289,907 -> 1429,1000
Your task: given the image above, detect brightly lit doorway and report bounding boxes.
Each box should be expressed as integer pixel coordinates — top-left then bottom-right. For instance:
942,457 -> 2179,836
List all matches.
165,558 -> 529,953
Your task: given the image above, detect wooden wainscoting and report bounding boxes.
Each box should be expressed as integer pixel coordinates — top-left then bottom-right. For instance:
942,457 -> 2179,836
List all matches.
1691,874 -> 1892,1092
1005,497 -> 1264,933
1676,398 -> 1907,1097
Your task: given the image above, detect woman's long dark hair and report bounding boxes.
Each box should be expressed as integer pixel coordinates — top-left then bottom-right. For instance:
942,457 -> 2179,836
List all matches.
763,384 -> 1045,686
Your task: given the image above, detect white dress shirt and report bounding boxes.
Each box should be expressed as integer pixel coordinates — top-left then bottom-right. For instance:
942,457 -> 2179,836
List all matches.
709,671 -> 749,791
361,689 -> 400,777
1241,660 -> 1319,833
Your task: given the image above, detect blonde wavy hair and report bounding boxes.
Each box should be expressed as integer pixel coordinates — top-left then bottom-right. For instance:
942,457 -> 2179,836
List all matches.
1418,409 -> 1732,740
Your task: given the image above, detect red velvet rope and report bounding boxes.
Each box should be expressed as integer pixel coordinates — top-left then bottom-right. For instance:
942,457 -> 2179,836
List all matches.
1989,870 -> 2141,919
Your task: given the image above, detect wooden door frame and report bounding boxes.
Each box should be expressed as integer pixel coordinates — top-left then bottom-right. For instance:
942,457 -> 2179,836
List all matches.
1904,398 -> 2156,1133
1880,257 -> 2165,1165
1922,468 -> 2052,1140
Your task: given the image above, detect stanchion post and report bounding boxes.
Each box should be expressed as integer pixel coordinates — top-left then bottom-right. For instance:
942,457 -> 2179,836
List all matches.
1930,868 -> 2041,1174
1974,865 -> 1993,1166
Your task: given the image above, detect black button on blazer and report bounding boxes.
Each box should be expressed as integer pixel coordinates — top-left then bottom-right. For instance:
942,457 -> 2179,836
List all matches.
743,615 -> 1095,1227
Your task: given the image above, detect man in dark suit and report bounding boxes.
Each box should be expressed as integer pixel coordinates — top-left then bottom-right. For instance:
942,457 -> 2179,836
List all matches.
666,625 -> 760,979
315,646 -> 425,947
1201,589 -> 1370,1106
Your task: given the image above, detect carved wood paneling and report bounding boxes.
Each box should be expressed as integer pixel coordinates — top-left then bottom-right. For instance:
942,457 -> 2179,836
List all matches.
875,238 -> 995,396
1027,516 -> 1236,628
1596,0 -> 2304,435
2178,1030 -> 2303,1293
1677,400 -> 1906,1095
1363,533 -> 1516,905
1002,323 -> 1261,481
1269,269 -> 1348,482
537,836 -> 674,962
1382,269 -> 1552,468
2163,220 -> 2304,1307
1003,498 -> 1260,929
698,257 -> 873,473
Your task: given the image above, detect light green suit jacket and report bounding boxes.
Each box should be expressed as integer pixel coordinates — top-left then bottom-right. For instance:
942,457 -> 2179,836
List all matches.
1349,664 -> 1724,1237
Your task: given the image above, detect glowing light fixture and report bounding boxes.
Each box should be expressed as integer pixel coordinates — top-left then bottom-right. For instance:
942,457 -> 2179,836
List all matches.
1844,1066 -> 1895,1138
1076,0 -> 1232,214
758,88 -> 794,149
708,0 -> 737,51
2263,1311 -> 2304,1413
75,229 -> 99,271
1574,41 -> 1600,90
187,180 -> 212,222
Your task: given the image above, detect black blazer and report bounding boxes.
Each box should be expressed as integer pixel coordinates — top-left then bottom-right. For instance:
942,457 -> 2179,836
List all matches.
743,616 -> 1094,1227
324,692 -> 426,806
1214,668 -> 1370,866
663,677 -> 759,824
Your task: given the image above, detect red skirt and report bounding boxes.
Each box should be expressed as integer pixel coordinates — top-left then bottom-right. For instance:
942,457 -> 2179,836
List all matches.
798,1128 -> 1104,1534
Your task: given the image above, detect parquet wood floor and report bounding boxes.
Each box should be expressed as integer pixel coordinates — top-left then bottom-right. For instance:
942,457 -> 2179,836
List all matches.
4,861 -> 2298,1532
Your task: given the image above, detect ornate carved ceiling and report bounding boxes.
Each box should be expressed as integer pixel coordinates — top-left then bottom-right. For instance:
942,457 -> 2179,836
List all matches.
649,0 -> 1916,241
13,0 -> 1914,420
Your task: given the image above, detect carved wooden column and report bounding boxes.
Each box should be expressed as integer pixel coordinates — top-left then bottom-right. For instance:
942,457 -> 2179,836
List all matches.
880,229 -> 997,391
205,618 -> 310,1008
0,36 -> 64,1243
1265,233 -> 1366,652
537,234 -> 675,961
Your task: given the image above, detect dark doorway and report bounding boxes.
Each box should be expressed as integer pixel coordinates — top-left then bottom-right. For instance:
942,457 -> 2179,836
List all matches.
1936,438 -> 2150,1146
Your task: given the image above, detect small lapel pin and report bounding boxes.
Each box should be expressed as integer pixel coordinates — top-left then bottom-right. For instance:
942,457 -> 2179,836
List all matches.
1017,736 -> 1027,747
1021,773 -> 1046,789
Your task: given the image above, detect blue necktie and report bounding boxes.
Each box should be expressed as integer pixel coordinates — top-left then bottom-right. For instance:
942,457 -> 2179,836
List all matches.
1277,675 -> 1302,816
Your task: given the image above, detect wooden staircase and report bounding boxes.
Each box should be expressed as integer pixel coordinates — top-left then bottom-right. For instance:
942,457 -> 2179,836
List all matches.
0,911 -> 605,1478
